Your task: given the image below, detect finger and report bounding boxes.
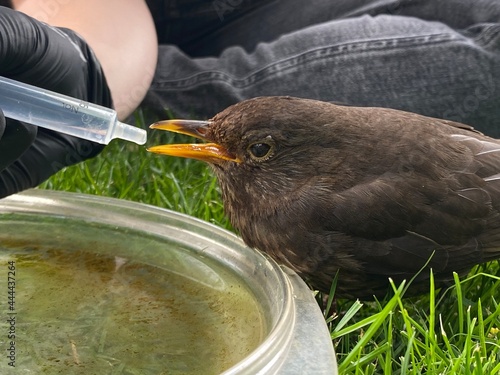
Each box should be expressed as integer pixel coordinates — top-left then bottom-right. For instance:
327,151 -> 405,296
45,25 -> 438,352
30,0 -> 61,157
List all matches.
0,128 -> 103,198
0,113 -> 37,172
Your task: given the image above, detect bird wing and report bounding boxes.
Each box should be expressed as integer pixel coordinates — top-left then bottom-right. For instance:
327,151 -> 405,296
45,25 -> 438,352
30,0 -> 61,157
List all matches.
307,130 -> 500,281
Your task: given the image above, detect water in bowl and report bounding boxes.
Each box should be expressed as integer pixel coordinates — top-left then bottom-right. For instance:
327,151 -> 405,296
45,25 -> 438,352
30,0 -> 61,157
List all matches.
0,219 -> 266,374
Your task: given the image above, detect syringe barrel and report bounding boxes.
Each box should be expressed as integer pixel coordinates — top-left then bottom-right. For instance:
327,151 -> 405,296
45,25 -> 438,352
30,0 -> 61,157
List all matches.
0,76 -> 116,144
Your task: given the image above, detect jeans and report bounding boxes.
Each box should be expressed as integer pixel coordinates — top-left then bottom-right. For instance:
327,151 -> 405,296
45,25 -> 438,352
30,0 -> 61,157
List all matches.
142,0 -> 500,136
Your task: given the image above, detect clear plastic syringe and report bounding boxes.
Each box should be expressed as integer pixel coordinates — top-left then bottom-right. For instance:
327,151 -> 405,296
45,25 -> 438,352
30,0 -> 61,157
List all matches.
0,76 -> 146,145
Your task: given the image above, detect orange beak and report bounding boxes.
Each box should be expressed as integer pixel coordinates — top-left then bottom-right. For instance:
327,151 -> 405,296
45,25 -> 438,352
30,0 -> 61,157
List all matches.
147,120 -> 240,163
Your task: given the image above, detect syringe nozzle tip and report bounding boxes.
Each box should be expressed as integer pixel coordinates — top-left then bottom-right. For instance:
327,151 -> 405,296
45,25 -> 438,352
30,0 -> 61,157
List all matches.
114,121 -> 147,145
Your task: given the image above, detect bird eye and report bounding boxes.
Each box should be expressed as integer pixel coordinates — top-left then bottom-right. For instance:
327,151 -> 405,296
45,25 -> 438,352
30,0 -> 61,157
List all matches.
249,143 -> 270,157
248,140 -> 274,161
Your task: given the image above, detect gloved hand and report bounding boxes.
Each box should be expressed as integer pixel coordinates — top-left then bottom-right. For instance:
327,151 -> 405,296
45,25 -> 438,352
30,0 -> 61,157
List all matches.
0,6 -> 113,198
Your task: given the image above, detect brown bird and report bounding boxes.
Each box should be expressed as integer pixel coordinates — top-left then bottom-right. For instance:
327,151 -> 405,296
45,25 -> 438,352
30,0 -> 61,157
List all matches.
148,96 -> 500,299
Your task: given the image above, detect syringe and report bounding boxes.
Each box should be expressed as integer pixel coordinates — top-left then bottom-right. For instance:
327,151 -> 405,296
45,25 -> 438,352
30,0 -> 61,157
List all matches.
0,76 -> 146,145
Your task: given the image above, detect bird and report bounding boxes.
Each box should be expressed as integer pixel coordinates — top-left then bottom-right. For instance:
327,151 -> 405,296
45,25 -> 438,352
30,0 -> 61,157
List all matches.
148,96 -> 500,299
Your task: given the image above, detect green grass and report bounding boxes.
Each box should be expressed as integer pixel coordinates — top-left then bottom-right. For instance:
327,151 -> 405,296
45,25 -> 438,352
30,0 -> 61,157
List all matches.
38,110 -> 500,374
320,267 -> 500,374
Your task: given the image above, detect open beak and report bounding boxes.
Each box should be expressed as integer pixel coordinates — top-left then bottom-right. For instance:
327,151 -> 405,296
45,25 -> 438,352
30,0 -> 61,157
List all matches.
147,120 -> 240,163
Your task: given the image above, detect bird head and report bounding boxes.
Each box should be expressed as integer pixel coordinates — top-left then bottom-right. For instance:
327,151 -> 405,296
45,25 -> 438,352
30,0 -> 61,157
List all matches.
148,97 -> 357,219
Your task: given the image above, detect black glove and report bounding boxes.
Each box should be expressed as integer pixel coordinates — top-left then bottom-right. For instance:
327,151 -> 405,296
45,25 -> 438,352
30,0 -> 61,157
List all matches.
0,6 -> 113,198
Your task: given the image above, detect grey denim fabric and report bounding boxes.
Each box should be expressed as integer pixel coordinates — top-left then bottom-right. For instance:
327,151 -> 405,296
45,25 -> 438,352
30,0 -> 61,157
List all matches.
142,0 -> 500,136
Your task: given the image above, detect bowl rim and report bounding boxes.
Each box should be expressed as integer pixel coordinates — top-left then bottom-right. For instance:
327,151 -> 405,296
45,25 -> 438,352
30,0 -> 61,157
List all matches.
0,189 -> 301,373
